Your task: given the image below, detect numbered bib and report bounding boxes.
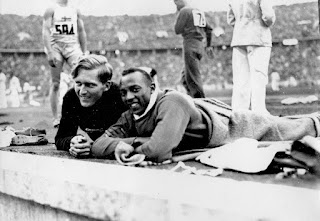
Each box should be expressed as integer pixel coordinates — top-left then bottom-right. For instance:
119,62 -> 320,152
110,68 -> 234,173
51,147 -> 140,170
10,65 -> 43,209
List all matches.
53,22 -> 76,35
52,5 -> 78,36
192,10 -> 206,27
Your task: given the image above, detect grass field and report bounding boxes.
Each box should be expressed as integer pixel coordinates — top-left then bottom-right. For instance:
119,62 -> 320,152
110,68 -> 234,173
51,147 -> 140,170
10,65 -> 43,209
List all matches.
207,85 -> 320,116
0,86 -> 319,144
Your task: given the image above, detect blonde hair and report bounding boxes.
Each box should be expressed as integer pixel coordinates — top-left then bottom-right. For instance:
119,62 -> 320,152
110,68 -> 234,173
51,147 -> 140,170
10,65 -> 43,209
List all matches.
71,54 -> 113,83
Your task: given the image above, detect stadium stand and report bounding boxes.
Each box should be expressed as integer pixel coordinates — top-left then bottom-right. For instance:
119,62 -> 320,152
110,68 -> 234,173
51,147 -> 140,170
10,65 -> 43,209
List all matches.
0,2 -> 319,90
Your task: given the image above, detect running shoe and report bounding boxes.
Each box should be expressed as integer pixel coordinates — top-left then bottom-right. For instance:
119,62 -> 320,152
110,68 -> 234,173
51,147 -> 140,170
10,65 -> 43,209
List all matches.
290,136 -> 320,176
15,127 -> 46,136
11,134 -> 48,146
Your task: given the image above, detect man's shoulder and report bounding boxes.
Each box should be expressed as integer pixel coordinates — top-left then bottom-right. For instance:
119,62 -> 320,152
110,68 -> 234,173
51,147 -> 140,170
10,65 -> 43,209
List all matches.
43,5 -> 55,17
61,88 -> 82,109
178,7 -> 204,19
179,7 -> 194,14
63,88 -> 77,99
159,89 -> 193,106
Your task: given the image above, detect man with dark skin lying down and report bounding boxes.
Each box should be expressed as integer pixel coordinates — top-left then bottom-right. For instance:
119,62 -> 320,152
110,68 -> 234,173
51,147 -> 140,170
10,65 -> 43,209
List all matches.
91,68 -> 320,163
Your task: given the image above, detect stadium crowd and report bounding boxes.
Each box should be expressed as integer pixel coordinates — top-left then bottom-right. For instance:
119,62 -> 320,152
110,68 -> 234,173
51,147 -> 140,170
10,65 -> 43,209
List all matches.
0,2 -> 319,91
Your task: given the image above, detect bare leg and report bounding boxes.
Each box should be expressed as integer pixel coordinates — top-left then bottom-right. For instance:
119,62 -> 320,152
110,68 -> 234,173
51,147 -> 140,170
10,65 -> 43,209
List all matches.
49,61 -> 63,127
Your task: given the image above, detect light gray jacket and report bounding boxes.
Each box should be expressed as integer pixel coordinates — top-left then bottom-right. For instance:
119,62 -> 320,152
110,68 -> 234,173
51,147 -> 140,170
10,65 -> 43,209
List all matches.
227,0 -> 276,47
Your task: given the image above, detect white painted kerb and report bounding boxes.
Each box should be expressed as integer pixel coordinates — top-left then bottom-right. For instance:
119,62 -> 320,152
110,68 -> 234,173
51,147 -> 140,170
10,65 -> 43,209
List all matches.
0,151 -> 320,221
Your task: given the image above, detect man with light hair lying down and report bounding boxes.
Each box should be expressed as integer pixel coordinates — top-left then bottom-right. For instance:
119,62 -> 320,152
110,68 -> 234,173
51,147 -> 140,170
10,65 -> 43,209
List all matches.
55,54 -> 128,157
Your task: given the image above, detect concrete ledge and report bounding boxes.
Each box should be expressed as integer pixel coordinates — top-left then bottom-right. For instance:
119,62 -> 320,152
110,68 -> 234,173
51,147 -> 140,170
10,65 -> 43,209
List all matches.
0,151 -> 320,221
0,192 -> 99,221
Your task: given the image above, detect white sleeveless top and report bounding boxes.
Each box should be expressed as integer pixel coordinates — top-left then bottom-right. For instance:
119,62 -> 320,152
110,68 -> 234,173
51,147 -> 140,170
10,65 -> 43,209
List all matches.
50,4 -> 79,44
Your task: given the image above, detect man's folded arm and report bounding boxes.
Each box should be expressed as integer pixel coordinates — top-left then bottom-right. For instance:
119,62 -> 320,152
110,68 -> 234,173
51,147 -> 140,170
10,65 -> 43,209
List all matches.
91,134 -> 135,158
55,136 -> 74,151
135,100 -> 190,162
55,94 -> 79,151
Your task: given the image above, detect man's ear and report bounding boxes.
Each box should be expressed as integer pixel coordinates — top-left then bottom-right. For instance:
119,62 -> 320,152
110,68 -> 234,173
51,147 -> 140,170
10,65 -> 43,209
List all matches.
150,82 -> 156,93
104,80 -> 111,91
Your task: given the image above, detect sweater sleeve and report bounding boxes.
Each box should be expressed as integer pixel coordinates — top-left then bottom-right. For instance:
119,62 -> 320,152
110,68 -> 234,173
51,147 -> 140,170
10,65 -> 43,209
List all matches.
174,9 -> 187,34
260,0 -> 276,27
205,19 -> 213,47
136,99 -> 190,162
55,91 -> 79,151
91,112 -> 135,158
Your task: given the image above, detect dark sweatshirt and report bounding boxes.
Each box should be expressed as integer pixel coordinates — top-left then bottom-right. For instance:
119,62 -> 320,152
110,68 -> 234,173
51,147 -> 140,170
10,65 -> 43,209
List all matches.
55,83 -> 127,151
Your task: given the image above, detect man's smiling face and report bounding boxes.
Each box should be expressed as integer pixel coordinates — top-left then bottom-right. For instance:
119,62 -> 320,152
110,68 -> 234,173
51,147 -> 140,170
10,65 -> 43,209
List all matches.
120,71 -> 154,116
74,69 -> 108,107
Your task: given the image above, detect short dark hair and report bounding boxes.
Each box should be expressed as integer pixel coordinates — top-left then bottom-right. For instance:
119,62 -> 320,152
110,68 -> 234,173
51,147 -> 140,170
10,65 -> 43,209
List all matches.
121,67 -> 153,85
71,54 -> 113,83
138,66 -> 157,78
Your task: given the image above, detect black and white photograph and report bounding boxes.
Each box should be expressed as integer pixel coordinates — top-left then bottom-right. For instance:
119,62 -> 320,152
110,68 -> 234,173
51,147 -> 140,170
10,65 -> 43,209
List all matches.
0,0 -> 319,220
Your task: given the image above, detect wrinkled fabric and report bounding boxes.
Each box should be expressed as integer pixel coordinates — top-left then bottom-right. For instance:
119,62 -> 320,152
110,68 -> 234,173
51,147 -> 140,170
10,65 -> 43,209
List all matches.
227,0 -> 276,47
92,89 -> 320,162
197,138 -> 283,173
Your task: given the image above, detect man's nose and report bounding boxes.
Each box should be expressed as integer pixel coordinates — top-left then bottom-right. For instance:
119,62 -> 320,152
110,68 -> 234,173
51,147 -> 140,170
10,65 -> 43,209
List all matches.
125,91 -> 134,100
79,85 -> 87,94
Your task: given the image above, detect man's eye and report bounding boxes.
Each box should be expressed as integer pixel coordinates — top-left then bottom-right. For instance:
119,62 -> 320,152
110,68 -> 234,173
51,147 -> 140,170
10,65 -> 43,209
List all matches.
75,82 -> 81,87
132,88 -> 140,93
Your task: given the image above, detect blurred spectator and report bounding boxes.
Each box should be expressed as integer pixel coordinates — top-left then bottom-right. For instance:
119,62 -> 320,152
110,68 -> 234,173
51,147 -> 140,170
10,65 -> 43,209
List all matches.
270,71 -> 280,91
0,69 -> 8,108
109,53 -> 125,85
23,81 -> 32,104
0,39 -> 320,93
23,81 -> 41,107
0,2 -> 318,51
0,1 -> 319,92
59,71 -> 72,105
6,70 -> 22,108
288,76 -> 298,87
38,65 -> 51,104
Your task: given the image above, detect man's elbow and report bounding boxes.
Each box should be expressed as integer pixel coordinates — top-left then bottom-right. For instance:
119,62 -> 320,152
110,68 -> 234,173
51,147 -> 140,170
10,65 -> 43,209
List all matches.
149,152 -> 172,163
91,135 -> 116,158
55,140 -> 69,151
55,144 -> 63,151
141,146 -> 172,163
174,26 -> 181,35
91,147 -> 104,158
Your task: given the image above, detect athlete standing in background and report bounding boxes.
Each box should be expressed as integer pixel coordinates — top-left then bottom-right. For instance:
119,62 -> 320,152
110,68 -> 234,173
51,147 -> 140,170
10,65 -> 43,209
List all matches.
227,0 -> 276,114
173,0 -> 214,98
43,0 -> 87,127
